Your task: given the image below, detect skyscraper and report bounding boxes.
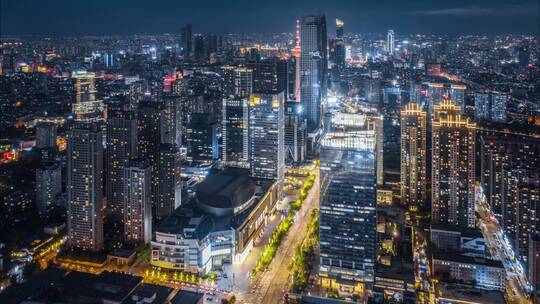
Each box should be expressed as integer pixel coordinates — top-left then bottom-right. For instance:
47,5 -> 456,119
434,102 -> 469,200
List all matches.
155,143 -> 182,220
194,34 -> 205,62
300,14 -> 327,133
319,112 -> 377,294
480,133 -> 540,263
222,97 -> 249,168
72,70 -> 96,104
400,103 -> 427,212
386,29 -> 395,55
124,159 -> 152,244
249,58 -> 288,95
474,92 -> 490,121
66,122 -> 104,252
106,109 -> 138,222
249,92 -> 285,190
284,101 -> 307,164
431,100 -> 476,229
491,92 -> 508,123
233,67 -> 253,98
35,163 -> 62,215
181,24 -> 193,58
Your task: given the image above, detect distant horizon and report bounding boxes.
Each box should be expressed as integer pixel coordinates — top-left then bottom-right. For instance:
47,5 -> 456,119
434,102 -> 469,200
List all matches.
1,31 -> 538,40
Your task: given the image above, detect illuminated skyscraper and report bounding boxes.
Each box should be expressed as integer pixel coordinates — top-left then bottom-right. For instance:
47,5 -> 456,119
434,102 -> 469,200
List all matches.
330,19 -> 345,69
223,97 -> 249,168
233,67 -> 253,98
386,29 -> 395,55
66,122 -> 104,252
155,143 -> 182,220
400,103 -> 427,211
491,92 -> 508,123
431,100 -> 476,228
474,92 -> 490,121
106,109 -> 138,222
448,84 -> 466,110
249,92 -> 285,191
480,133 -> 540,263
300,14 -> 327,133
72,70 -> 96,104
124,159 -> 152,244
319,112 -> 377,294
249,58 -> 287,95
284,101 -> 307,164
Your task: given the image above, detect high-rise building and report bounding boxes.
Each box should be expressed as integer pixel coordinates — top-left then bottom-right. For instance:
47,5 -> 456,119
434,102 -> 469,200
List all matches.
300,14 -> 327,133
155,143 -> 182,220
181,24 -> 193,58
35,163 -> 62,215
431,100 -> 476,229
124,159 -> 152,244
233,67 -> 253,98
480,133 -> 540,263
284,101 -> 307,164
448,84 -> 466,110
319,112 -> 377,294
160,96 -> 182,146
386,29 -> 395,55
66,122 -> 104,252
400,103 -> 427,212
249,58 -> 288,95
106,110 -> 138,221
194,34 -> 205,62
72,70 -> 96,104
529,234 -> 540,293
491,93 -> 508,123
103,53 -> 114,67
222,97 -> 249,168
474,92 -> 490,121
329,19 -> 345,69
137,103 -> 162,164
186,112 -> 219,163
249,92 -> 285,191
35,122 -> 58,150
72,70 -> 106,128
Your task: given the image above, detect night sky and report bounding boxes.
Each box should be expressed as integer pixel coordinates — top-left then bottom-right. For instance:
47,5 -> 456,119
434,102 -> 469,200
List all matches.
1,0 -> 539,36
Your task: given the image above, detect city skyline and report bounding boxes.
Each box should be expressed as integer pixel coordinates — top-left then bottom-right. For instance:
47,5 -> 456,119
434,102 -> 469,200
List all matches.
0,2 -> 539,304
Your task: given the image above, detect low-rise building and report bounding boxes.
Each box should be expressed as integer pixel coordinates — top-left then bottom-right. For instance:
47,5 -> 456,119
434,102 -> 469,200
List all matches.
151,168 -> 278,274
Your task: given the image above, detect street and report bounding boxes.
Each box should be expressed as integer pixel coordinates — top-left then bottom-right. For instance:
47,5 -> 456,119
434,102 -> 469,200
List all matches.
475,186 -> 533,304
236,166 -> 320,304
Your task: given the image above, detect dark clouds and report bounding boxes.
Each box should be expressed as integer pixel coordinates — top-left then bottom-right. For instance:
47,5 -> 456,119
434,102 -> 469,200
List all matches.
1,0 -> 538,36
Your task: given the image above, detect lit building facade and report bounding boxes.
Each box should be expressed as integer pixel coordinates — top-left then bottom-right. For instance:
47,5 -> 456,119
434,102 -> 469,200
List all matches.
222,97 -> 249,168
400,103 -> 427,211
155,143 -> 182,220
66,122 -> 104,252
480,133 -> 540,264
300,14 -> 327,133
106,109 -> 138,222
124,159 -> 152,244
284,101 -> 307,164
249,92 -> 285,191
319,112 -> 377,295
233,67 -> 253,98
431,100 -> 476,229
